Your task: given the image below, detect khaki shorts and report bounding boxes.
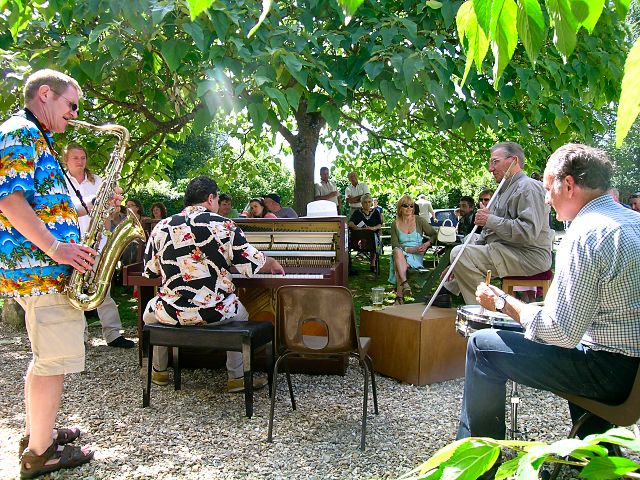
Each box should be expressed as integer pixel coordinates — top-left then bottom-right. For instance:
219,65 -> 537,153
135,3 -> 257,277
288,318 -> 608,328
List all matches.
17,293 -> 85,376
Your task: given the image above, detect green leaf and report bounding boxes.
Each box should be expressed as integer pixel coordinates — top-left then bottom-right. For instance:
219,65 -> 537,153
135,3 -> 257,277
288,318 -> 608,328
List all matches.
616,37 -> 640,147
284,87 -> 301,111
490,0 -> 518,81
380,80 -> 402,113
320,103 -> 341,129
248,0 -> 271,38
546,0 -> 579,61
192,106 -> 213,134
160,39 -> 190,72
613,0 -> 630,18
255,65 -> 275,86
554,115 -> 570,133
516,0 -> 545,64
247,102 -> 268,133
186,0 -> 215,21
210,10 -> 229,39
364,61 -> 384,81
461,120 -> 476,140
472,0 -> 491,34
573,0 -> 604,33
403,55 -> 423,87
151,2 -> 174,25
264,86 -> 289,117
456,0 -> 490,85
581,456 -> 640,479
281,54 -> 308,87
426,0 -> 443,8
88,24 -> 110,44
441,440 -> 501,479
338,0 -> 364,24
184,22 -> 206,52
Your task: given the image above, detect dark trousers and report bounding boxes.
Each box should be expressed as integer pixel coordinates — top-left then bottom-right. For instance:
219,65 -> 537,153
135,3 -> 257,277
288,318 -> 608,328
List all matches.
457,329 -> 639,439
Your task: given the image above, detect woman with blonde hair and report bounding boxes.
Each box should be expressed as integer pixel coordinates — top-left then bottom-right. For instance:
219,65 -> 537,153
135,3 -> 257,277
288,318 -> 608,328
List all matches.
389,194 -> 436,304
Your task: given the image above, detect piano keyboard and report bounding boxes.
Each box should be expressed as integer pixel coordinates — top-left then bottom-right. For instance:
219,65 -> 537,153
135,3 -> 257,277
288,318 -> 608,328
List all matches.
231,273 -> 325,279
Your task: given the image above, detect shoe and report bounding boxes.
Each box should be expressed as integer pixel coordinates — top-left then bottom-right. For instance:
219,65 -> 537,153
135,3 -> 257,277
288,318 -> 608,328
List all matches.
393,296 -> 404,305
227,376 -> 268,393
430,292 -> 452,308
151,368 -> 170,386
107,336 -> 135,349
401,280 -> 413,296
19,428 -> 81,457
20,442 -> 94,479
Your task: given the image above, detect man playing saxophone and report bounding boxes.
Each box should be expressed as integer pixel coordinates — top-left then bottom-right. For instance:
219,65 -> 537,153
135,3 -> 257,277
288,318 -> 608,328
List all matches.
0,69 -> 122,478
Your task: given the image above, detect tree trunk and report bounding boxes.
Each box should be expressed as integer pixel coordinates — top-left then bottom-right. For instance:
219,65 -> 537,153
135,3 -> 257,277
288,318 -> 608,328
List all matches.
280,100 -> 326,216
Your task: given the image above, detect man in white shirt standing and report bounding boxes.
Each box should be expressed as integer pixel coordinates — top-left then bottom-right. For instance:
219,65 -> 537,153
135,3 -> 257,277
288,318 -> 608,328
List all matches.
345,171 -> 370,216
63,144 -> 134,349
415,194 -> 435,223
314,167 -> 341,211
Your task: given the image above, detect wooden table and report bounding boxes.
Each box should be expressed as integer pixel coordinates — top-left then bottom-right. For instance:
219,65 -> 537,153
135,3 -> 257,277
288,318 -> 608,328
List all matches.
360,303 -> 467,385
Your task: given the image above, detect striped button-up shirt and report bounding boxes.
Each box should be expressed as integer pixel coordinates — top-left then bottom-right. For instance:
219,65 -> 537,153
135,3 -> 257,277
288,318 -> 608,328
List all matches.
520,195 -> 640,357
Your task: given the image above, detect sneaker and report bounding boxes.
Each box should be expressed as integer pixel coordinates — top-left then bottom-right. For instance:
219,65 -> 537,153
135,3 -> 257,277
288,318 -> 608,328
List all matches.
151,368 -> 170,386
430,291 -> 452,308
227,376 -> 268,393
107,336 -> 135,349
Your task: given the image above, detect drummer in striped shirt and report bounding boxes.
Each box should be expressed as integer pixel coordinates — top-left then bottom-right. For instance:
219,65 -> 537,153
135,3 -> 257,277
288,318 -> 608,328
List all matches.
459,143 -> 640,441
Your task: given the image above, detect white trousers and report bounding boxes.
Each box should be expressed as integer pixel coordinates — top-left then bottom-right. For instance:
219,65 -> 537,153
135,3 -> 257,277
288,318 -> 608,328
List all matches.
143,304 -> 248,379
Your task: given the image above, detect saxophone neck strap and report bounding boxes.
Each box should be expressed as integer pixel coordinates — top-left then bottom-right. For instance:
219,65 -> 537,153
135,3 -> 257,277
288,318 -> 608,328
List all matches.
14,108 -> 90,214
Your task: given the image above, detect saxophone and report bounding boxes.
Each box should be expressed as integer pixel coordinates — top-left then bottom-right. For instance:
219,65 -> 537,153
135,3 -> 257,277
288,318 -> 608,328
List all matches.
65,120 -> 146,311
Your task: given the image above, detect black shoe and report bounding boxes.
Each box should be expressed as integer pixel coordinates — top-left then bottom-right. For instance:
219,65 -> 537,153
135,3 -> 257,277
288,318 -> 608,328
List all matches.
430,291 -> 452,308
107,336 -> 135,349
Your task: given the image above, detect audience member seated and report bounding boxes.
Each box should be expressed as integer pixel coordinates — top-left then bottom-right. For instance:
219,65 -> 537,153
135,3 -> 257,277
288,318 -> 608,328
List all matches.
478,189 -> 493,211
246,197 -> 277,218
435,142 -> 553,307
388,195 -> 436,305
348,193 -> 383,272
456,195 -> 476,237
218,193 -> 240,218
150,202 -> 168,220
263,193 -> 298,218
629,192 -> 640,212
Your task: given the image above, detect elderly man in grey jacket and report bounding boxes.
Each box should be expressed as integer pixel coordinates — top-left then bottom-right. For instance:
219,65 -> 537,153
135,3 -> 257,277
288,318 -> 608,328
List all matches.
436,141 -> 553,306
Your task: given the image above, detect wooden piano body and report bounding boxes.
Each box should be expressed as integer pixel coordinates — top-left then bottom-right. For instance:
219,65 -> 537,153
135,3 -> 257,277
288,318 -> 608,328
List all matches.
123,216 -> 349,373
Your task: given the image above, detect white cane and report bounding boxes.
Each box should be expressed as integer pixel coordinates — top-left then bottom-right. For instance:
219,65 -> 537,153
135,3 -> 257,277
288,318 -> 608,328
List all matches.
421,159 -> 518,319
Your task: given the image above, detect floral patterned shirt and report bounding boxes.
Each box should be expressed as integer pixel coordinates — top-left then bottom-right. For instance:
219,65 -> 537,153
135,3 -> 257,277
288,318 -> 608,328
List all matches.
143,205 -> 266,326
0,115 -> 80,297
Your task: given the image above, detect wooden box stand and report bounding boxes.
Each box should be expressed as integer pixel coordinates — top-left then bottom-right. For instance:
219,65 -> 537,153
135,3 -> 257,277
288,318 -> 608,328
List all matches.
360,303 -> 467,385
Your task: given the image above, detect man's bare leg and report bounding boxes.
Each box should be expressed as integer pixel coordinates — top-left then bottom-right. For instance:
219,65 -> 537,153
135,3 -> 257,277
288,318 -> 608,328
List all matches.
25,363 -> 63,455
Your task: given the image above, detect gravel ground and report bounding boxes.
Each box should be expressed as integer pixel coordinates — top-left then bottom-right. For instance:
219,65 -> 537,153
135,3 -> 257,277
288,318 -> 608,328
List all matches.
0,320 -> 632,480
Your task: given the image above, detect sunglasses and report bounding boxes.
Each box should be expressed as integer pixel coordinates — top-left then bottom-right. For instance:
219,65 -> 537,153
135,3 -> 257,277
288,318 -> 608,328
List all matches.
55,92 -> 78,112
401,204 -> 414,208
480,197 -> 491,202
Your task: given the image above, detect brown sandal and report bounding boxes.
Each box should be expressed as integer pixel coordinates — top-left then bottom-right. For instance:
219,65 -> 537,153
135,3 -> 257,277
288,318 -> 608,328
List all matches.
401,280 -> 413,296
19,427 -> 81,457
393,296 -> 404,305
20,441 -> 94,479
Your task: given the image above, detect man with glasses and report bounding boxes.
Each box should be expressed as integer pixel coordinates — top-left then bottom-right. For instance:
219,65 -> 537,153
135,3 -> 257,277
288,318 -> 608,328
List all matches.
434,141 -> 552,306
0,69 -> 118,476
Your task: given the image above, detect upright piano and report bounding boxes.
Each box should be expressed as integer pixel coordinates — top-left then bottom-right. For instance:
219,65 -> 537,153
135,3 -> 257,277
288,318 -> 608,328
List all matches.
123,217 -> 348,372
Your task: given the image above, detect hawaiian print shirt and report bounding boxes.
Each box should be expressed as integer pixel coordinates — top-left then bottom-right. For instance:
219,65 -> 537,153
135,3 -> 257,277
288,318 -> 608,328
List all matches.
0,115 -> 80,297
143,205 -> 266,326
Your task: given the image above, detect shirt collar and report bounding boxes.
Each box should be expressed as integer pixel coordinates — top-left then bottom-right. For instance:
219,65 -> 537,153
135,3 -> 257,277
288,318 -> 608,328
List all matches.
574,194 -> 614,219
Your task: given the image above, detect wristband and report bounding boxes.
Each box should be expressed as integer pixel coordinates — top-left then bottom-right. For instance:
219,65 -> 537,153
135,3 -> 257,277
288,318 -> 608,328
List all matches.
44,239 -> 60,258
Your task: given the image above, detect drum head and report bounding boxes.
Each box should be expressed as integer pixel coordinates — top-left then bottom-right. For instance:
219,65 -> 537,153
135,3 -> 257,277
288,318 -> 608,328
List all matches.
456,304 -> 523,336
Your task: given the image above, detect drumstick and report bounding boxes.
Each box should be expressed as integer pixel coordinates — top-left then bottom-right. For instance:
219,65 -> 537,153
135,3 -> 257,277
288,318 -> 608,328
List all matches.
485,270 -> 492,285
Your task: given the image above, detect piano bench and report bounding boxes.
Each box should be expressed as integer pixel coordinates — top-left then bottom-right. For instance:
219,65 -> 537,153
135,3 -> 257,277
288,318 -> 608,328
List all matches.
142,321 -> 274,418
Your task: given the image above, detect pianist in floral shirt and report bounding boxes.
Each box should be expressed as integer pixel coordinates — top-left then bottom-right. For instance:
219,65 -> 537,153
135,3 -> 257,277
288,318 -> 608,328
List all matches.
142,175 -> 284,391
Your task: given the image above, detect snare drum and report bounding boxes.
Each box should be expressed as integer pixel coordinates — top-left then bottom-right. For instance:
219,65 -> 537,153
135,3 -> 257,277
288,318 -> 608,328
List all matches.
455,305 -> 524,338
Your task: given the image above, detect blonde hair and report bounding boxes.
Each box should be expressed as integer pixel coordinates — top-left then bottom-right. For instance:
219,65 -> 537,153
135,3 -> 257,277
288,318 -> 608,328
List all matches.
395,194 -> 414,218
24,69 -> 82,102
62,144 -> 95,183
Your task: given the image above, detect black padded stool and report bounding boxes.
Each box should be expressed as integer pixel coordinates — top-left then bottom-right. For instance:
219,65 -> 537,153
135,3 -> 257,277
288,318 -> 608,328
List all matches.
142,321 -> 274,418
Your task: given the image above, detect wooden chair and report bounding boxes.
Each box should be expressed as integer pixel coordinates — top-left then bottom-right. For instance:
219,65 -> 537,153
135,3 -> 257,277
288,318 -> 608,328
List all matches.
267,285 -> 379,450
501,269 -> 553,298
549,366 -> 640,479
